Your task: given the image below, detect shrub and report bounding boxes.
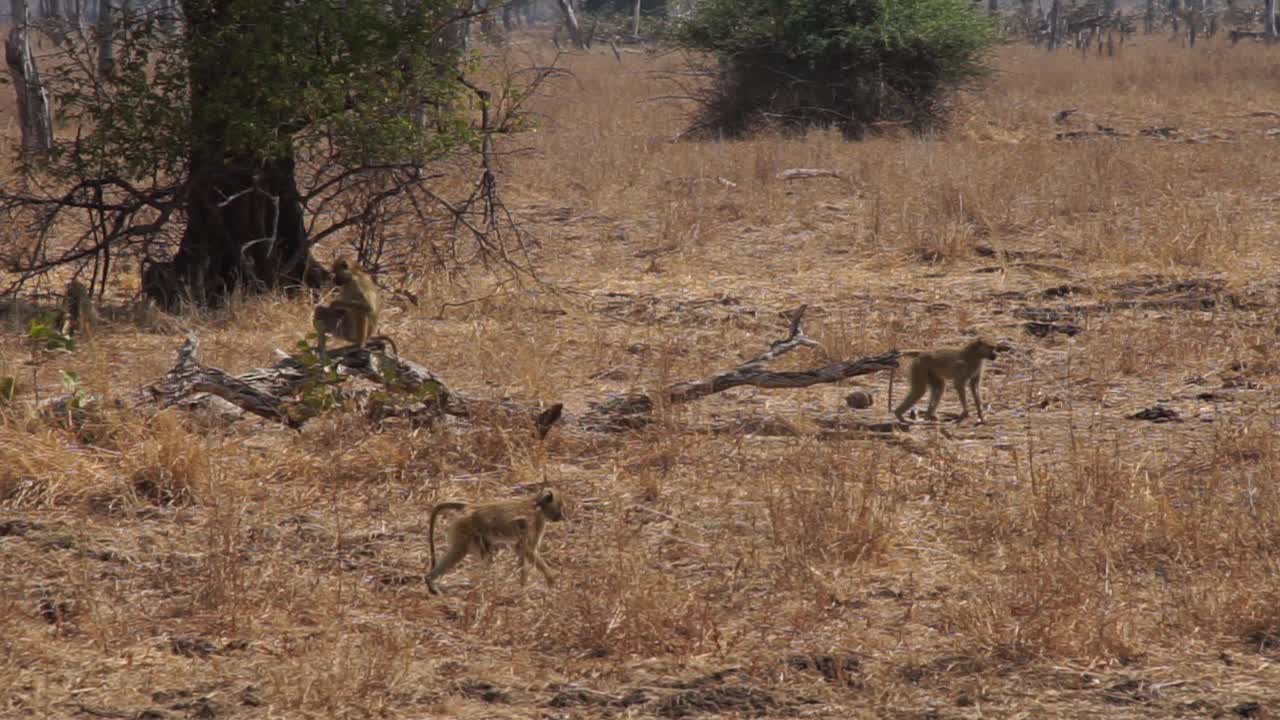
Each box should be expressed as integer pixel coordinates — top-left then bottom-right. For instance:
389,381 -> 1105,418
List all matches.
677,0 -> 996,138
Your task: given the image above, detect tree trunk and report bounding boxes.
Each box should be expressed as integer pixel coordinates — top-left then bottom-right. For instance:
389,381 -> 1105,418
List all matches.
1145,0 -> 1154,32
1170,0 -> 1180,32
1267,0 -> 1277,40
632,0 -> 641,36
1048,0 -> 1061,48
159,0 -> 178,34
144,0 -> 315,309
477,0 -> 499,42
987,0 -> 997,15
502,0 -> 516,31
5,0 -> 54,153
95,0 -> 114,79
556,0 -> 584,47
441,0 -> 471,54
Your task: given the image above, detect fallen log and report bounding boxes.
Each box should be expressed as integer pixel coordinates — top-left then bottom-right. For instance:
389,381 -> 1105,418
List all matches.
582,306 -> 901,431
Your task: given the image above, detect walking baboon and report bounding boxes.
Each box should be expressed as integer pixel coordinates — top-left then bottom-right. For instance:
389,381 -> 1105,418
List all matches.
425,488 -> 566,595
893,339 -> 999,424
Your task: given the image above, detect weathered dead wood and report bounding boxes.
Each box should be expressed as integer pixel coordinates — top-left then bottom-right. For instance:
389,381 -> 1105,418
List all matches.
583,306 -> 901,431
143,334 -> 303,428
138,334 -> 454,428
776,168 -> 843,181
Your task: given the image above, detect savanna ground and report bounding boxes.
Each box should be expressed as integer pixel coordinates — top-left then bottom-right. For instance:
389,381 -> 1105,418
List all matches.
5,31 -> 1280,719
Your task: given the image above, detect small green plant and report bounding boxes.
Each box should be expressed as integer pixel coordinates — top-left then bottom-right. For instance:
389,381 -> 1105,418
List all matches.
60,371 -> 87,410
0,376 -> 17,403
29,313 -> 76,352
294,337 -> 347,416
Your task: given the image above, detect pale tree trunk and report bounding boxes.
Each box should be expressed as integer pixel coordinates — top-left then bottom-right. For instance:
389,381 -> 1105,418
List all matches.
1144,0 -> 1154,32
556,0 -> 584,47
5,0 -> 55,153
44,0 -> 70,44
631,0 -> 641,37
158,0 -> 178,34
95,0 -> 113,79
1267,0 -> 1277,40
441,0 -> 470,54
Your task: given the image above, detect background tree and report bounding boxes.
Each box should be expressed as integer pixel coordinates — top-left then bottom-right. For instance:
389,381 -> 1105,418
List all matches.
5,0 -> 55,152
1,0 -> 545,307
676,0 -> 995,138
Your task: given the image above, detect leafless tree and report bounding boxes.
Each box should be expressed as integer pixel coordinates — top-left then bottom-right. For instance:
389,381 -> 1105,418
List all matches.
5,0 -> 54,153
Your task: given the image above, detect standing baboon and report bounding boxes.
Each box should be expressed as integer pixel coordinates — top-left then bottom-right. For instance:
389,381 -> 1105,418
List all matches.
894,339 -> 999,424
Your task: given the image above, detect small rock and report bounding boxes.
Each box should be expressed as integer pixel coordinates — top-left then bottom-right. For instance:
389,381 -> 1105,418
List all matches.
844,391 -> 875,410
1234,701 -> 1268,718
1130,405 -> 1181,423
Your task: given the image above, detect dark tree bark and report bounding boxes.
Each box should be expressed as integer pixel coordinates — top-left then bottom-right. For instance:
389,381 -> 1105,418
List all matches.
1048,0 -> 1061,48
96,0 -> 114,79
143,0 -> 317,309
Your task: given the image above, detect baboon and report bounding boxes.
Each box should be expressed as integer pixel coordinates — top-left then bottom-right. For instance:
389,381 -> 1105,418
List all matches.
425,488 -> 565,595
312,258 -> 384,354
893,338 -> 999,424
61,279 -> 99,337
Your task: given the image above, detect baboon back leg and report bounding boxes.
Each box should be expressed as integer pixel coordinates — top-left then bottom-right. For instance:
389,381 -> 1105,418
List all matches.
426,541 -> 471,594
894,383 -> 927,421
924,377 -> 944,420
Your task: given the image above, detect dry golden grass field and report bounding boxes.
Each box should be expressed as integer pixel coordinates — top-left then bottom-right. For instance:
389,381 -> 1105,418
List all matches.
5,33 -> 1280,719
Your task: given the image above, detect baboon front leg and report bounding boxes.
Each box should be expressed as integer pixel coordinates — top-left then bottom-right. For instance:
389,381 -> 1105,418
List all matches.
425,541 -> 471,595
970,376 -> 985,423
313,306 -> 347,355
531,552 -> 555,585
953,378 -> 970,420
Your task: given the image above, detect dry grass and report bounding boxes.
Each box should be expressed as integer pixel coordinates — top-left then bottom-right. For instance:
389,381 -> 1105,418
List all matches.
5,34 -> 1280,719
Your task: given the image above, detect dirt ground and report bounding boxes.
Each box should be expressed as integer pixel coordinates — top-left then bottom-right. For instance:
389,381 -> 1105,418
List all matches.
4,33 -> 1280,720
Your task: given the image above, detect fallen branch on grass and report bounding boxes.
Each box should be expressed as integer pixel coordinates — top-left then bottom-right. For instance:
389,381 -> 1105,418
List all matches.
582,306 -> 901,430
775,168 -> 843,181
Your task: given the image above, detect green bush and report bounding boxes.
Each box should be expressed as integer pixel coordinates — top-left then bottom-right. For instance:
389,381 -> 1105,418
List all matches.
677,0 -> 996,138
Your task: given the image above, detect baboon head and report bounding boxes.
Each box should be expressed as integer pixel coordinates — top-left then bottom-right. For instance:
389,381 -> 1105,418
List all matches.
536,489 -> 565,522
971,338 -> 999,361
331,258 -> 354,285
